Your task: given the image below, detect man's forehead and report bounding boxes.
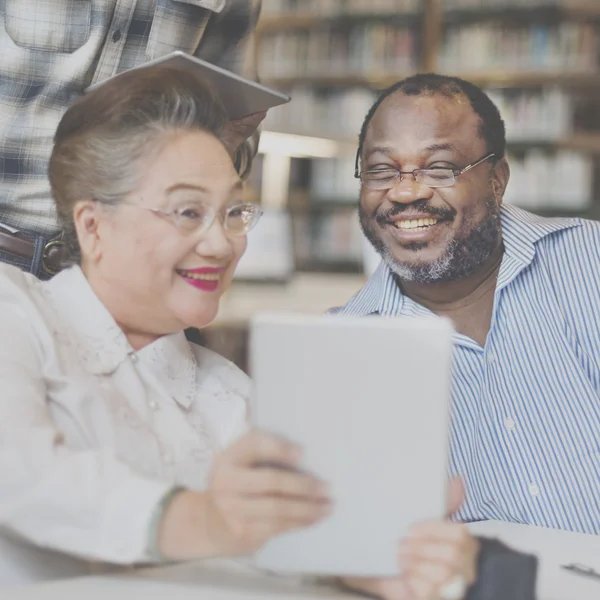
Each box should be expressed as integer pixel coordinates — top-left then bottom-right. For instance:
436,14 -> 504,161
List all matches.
367,92 -> 479,140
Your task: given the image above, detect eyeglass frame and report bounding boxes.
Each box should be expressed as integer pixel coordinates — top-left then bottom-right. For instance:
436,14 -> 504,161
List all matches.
354,150 -> 497,189
118,200 -> 264,237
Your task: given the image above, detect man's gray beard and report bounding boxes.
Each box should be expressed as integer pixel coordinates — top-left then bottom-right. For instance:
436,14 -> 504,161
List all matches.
380,242 -> 457,282
360,199 -> 501,284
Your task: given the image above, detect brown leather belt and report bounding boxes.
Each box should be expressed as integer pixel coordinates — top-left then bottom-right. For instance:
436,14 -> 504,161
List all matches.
0,229 -> 66,274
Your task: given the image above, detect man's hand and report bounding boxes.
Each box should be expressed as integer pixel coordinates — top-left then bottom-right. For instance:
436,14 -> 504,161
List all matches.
339,478 -> 480,600
222,111 -> 267,158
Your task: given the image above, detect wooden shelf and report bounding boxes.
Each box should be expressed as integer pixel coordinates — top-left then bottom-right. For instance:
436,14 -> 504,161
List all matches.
444,4 -> 600,25
445,71 -> 600,88
262,73 -> 414,90
506,134 -> 600,153
263,71 -> 600,90
257,11 -> 421,33
556,133 -> 600,153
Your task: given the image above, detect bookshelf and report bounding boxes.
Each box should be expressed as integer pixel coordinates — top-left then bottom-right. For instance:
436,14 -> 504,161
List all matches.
256,0 -> 600,273
198,0 -> 600,370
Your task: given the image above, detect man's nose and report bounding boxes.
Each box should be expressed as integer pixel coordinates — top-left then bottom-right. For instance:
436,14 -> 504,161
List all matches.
386,174 -> 434,204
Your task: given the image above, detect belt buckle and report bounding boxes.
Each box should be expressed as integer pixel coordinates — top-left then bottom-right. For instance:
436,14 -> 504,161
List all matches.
42,239 -> 66,275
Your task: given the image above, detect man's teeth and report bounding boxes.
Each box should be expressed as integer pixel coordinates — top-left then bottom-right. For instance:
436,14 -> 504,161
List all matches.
394,218 -> 438,230
180,272 -> 220,281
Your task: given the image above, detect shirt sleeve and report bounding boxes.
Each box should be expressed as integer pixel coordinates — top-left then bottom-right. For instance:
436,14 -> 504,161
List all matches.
0,303 -> 174,565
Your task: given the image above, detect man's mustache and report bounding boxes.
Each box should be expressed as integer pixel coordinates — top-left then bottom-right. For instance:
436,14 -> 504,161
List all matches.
375,201 -> 457,226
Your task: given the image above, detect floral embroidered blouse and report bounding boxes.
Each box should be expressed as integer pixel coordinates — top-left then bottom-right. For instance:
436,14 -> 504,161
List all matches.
0,264 -> 250,585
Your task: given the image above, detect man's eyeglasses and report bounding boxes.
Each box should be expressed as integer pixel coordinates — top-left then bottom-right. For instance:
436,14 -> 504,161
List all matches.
354,152 -> 496,190
121,201 -> 263,236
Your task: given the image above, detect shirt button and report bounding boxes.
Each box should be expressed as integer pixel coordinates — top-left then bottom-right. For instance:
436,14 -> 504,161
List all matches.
504,418 -> 515,430
148,400 -> 159,411
529,484 -> 539,496
130,352 -> 139,363
112,29 -> 122,43
162,451 -> 174,465
487,350 -> 496,364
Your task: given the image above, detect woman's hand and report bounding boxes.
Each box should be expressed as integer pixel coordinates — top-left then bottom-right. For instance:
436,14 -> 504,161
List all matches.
205,430 -> 331,554
158,430 -> 331,560
339,478 -> 479,600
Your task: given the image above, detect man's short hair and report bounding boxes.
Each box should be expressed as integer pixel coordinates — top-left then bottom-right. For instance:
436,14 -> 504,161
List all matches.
356,73 -> 506,170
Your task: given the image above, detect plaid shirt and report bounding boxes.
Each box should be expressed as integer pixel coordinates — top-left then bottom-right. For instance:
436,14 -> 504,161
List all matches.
0,0 -> 261,236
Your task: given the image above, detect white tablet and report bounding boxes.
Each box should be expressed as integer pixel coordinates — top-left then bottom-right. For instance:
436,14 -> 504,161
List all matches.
86,51 -> 291,120
249,312 -> 454,577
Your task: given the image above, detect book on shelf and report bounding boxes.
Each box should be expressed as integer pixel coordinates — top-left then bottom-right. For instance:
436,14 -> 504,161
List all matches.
259,25 -> 418,79
443,0 -> 597,10
261,0 -> 419,16
440,23 -> 598,72
264,85 -> 578,148
504,149 -> 593,210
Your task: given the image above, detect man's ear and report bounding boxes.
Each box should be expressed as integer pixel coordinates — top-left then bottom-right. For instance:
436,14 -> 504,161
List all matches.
491,157 -> 510,205
72,200 -> 104,263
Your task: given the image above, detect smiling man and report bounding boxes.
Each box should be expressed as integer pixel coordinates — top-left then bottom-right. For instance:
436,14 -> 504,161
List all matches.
336,74 -> 600,534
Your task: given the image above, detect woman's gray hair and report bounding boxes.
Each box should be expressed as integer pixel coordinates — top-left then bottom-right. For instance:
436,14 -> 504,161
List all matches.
48,66 -> 229,263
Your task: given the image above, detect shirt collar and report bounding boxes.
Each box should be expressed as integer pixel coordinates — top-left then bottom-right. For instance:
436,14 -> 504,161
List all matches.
137,332 -> 199,410
339,205 -> 581,317
42,266 -> 134,375
42,267 -> 197,409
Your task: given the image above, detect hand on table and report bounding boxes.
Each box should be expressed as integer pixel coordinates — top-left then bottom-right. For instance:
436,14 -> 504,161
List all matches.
339,478 -> 479,600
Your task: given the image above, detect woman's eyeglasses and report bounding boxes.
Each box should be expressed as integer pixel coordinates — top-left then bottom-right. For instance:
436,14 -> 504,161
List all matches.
121,201 -> 264,236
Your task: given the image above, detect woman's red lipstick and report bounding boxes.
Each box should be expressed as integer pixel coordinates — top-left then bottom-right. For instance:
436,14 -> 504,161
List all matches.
177,267 -> 224,292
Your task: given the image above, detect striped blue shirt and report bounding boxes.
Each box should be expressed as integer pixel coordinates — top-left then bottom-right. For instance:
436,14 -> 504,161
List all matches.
335,205 -> 600,534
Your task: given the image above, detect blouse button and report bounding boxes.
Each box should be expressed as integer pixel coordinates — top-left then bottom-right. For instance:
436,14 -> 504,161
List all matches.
148,400 -> 159,411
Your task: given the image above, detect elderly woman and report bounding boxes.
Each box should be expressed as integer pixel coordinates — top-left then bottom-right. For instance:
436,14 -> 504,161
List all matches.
0,66 -> 534,600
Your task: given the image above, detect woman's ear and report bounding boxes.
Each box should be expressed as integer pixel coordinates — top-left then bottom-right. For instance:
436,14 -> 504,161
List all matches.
491,158 -> 510,204
72,200 -> 103,263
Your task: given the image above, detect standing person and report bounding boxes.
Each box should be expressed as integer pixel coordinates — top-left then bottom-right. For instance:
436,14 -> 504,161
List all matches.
0,0 -> 264,279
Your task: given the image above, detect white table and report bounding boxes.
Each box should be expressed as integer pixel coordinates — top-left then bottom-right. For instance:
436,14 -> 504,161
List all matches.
4,521 -> 600,600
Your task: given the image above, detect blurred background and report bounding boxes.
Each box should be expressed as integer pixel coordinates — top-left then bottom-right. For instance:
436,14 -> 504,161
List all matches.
200,0 -> 600,370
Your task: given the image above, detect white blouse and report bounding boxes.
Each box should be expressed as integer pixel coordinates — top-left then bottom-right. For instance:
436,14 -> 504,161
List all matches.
0,265 -> 250,586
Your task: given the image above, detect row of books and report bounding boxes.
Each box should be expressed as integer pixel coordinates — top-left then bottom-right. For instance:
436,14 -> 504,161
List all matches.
265,86 -> 575,143
292,209 -> 364,268
259,26 -> 418,78
260,24 -> 598,78
310,157 -> 361,200
443,0 -> 586,8
261,0 -> 418,15
486,87 -> 573,141
439,24 -> 598,72
504,150 -> 592,210
263,86 -> 377,140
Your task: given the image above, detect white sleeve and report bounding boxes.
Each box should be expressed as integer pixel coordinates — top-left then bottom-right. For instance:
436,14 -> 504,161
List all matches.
0,304 -> 173,564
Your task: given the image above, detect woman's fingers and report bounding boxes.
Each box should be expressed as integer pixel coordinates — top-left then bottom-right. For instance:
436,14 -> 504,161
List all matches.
222,431 -> 301,469
223,495 -> 331,526
232,467 -> 329,500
